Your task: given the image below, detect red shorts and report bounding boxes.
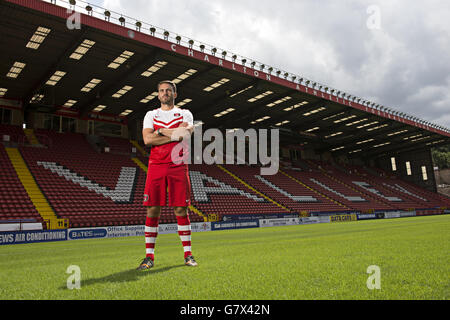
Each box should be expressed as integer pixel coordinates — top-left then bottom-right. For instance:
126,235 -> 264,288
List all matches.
143,163 -> 191,207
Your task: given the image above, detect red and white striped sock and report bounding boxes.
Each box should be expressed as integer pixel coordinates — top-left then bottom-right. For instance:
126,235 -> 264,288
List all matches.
145,216 -> 159,261
176,215 -> 192,258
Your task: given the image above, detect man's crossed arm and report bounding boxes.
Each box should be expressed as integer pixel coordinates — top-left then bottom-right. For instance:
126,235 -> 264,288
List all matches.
143,122 -> 194,146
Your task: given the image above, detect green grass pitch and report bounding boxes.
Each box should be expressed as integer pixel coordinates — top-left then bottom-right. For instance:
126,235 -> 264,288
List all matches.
0,215 -> 448,300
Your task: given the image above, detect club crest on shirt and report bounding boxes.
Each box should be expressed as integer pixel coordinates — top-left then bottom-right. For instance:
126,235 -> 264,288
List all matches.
174,113 -> 180,117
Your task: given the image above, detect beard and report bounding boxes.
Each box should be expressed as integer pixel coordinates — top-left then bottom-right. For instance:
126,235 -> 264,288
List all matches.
160,95 -> 174,105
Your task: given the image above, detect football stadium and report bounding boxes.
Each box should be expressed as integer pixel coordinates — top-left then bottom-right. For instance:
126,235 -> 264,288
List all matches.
0,0 -> 449,305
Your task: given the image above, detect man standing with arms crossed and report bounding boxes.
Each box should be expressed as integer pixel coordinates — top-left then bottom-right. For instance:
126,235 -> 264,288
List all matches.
137,80 -> 197,270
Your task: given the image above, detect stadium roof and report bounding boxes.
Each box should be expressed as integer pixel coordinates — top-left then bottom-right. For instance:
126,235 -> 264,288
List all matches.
1,0 -> 449,159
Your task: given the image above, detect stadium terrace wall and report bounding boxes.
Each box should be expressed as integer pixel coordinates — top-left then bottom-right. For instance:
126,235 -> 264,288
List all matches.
1,210 -> 448,245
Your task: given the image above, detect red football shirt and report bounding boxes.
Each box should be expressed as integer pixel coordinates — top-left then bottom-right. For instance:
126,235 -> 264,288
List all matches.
143,107 -> 193,165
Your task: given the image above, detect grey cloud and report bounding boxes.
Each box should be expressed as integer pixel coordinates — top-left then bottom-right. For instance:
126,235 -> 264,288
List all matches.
98,0 -> 450,128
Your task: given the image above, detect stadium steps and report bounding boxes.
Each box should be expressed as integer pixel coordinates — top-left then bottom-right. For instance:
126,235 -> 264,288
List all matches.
131,157 -> 148,172
216,164 -> 291,212
278,169 -> 350,211
5,147 -> 64,229
131,157 -> 207,221
23,128 -> 39,145
130,140 -> 148,156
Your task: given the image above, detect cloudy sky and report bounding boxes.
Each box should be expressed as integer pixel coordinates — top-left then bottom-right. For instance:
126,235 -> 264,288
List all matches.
83,0 -> 450,128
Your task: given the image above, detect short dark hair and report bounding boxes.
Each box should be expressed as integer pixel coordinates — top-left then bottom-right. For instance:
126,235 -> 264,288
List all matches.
157,80 -> 177,93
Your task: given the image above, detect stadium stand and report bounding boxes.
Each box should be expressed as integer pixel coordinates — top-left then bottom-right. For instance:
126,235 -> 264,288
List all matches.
224,164 -> 351,214
189,164 -> 291,220
0,144 -> 43,224
355,164 -> 450,207
384,175 -> 450,208
283,166 -> 395,212
13,130 -> 200,227
1,126 -> 449,229
19,132 -> 141,227
301,160 -> 413,210
0,0 -> 449,234
305,159 -> 447,210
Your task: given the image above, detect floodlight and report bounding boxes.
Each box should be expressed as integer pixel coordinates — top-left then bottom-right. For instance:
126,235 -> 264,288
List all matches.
85,5 -> 92,15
